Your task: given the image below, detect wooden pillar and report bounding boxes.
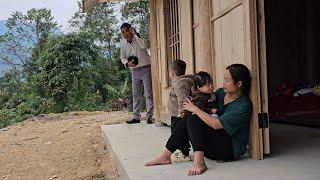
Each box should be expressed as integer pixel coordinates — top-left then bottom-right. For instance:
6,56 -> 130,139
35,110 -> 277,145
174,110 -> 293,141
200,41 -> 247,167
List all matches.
149,0 -> 160,121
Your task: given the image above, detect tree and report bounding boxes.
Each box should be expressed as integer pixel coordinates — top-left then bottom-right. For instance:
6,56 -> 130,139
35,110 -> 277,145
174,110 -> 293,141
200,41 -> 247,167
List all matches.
69,1 -> 130,103
70,2 -> 119,59
0,68 -> 22,109
121,0 -> 150,42
0,8 -> 58,68
0,4 -> 140,128
37,32 -> 105,112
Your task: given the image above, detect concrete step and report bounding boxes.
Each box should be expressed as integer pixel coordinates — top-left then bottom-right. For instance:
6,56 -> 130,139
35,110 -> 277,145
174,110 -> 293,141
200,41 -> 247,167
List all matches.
101,122 -> 320,180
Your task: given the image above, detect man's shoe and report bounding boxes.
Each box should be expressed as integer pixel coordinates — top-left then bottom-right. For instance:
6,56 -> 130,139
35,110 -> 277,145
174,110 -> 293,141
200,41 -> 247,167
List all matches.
126,119 -> 141,124
147,118 -> 153,124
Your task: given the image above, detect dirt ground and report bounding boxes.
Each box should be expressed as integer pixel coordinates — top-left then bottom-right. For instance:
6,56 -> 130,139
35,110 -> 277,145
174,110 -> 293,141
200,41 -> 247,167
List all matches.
0,111 -> 137,180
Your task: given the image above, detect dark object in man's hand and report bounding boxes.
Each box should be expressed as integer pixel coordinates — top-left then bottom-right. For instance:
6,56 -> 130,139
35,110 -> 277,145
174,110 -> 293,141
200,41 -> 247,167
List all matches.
128,56 -> 139,65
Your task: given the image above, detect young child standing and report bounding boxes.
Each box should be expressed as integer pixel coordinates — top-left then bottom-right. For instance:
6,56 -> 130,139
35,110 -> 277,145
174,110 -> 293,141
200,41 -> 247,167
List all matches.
167,60 -> 195,131
167,60 -> 194,163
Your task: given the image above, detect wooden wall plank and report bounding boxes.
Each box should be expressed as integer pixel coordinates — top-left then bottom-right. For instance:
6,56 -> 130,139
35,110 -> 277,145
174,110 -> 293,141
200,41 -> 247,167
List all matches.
199,0 -> 213,74
211,0 -> 242,21
193,0 -> 213,74
211,0 -> 221,18
212,5 -> 244,87
180,0 -> 194,74
213,18 -> 224,87
222,6 -> 245,67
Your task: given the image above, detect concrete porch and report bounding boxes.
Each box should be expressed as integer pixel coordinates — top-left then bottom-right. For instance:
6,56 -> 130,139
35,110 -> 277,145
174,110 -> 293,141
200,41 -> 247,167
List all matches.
101,122 -> 320,180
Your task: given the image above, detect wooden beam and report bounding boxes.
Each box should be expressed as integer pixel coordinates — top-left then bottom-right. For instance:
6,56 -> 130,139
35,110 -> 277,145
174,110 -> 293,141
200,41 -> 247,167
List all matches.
82,0 -> 140,12
211,0 -> 242,22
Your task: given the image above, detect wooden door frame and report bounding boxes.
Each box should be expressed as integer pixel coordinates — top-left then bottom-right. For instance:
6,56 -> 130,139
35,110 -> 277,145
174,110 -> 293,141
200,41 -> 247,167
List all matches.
249,0 -> 270,159
257,0 -> 270,156
243,0 -> 266,160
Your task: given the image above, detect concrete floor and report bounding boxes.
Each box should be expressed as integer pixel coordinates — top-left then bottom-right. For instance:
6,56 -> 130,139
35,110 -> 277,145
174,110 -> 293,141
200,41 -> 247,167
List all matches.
102,122 -> 320,180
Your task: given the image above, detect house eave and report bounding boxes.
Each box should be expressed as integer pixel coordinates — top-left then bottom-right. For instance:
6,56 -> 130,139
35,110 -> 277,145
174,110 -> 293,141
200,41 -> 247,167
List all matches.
82,0 -> 141,12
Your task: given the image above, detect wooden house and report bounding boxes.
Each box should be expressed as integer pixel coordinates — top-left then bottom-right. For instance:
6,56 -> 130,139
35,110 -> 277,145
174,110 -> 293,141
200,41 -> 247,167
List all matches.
83,0 -> 320,160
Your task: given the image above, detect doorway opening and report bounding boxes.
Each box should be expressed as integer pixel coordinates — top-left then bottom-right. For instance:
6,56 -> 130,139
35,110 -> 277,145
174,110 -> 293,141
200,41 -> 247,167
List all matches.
264,0 -> 320,127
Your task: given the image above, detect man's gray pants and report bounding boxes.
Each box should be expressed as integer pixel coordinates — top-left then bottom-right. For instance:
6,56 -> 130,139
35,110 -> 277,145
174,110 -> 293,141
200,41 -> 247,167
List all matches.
131,65 -> 153,120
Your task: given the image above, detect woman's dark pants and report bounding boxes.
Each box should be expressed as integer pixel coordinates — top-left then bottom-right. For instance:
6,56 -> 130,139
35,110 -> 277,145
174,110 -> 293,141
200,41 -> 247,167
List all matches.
166,114 -> 235,161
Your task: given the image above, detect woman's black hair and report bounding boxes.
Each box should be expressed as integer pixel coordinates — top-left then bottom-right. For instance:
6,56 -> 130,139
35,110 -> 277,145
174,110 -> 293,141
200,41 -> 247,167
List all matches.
194,71 -> 213,88
226,64 -> 251,96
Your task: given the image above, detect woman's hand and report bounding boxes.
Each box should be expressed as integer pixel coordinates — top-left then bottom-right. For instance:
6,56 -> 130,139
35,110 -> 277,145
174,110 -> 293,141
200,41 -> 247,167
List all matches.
183,98 -> 199,113
183,98 -> 223,129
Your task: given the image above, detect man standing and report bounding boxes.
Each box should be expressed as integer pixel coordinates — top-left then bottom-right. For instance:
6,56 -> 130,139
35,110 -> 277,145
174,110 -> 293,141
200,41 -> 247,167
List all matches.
120,23 -> 153,124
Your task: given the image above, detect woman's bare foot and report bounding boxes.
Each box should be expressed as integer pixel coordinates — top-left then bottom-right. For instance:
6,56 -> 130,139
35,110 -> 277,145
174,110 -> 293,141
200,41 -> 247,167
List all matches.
144,149 -> 172,166
187,162 -> 207,176
144,156 -> 171,166
187,151 -> 207,176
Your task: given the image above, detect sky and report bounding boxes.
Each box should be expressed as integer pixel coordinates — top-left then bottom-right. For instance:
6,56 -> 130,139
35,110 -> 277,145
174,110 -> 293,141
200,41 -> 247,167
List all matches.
0,0 -> 80,32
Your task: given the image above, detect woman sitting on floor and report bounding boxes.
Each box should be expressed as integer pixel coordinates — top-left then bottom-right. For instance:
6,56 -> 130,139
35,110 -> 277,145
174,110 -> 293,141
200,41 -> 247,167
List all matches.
145,64 -> 253,176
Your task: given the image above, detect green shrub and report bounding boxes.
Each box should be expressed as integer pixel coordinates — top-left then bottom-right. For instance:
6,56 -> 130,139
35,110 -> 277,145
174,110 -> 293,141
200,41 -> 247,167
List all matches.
0,109 -> 19,129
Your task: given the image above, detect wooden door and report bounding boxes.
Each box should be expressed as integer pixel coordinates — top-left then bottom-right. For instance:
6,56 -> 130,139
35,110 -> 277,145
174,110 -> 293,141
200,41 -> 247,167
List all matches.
210,0 -> 268,159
